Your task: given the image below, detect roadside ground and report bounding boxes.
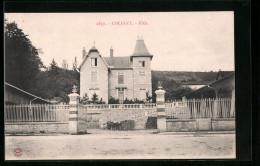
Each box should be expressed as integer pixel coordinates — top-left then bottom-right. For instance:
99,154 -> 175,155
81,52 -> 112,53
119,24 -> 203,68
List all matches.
5,129 -> 236,160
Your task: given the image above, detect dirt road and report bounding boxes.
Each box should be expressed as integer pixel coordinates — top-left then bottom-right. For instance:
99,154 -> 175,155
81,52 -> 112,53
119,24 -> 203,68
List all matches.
5,130 -> 235,160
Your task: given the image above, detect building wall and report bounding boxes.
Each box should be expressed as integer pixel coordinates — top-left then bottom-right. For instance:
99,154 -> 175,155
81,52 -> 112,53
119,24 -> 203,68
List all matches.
109,69 -> 134,100
132,57 -> 152,100
80,52 -> 109,103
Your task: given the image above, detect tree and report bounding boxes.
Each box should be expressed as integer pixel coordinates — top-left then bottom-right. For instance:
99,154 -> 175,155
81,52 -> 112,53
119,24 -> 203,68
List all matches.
5,20 -> 44,91
80,93 -> 89,105
91,93 -> 99,104
49,58 -> 59,74
146,92 -> 152,103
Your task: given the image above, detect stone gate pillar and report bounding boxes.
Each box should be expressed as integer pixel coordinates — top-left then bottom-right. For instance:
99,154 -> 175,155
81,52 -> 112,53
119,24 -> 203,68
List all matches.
155,82 -> 166,132
68,85 -> 80,134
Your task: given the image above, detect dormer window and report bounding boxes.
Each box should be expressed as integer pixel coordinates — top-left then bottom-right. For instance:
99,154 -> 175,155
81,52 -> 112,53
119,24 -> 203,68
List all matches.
91,58 -> 98,67
139,61 -> 145,67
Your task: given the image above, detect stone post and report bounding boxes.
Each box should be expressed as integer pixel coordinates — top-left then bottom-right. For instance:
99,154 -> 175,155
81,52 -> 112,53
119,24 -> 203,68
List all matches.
155,82 -> 166,132
68,85 -> 80,134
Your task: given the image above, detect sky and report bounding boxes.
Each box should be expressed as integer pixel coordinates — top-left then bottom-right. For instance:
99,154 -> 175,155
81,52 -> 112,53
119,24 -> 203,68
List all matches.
5,12 -> 234,71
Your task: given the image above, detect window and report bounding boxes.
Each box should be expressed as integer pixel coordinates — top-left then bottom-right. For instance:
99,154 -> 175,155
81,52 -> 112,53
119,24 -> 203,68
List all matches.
139,61 -> 145,67
91,71 -> 97,83
91,58 -> 98,67
139,71 -> 146,84
118,73 -> 124,84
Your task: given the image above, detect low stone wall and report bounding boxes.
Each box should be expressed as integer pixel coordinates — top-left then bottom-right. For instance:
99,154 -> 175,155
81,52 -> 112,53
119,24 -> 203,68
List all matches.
166,119 -> 196,132
211,118 -> 235,131
88,108 -> 157,130
5,122 -> 69,134
166,118 -> 235,132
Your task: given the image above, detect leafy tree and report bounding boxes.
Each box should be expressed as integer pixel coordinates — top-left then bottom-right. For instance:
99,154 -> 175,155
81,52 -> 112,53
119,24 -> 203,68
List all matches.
91,93 -> 99,104
146,91 -> 152,103
80,93 -> 89,105
30,67 -> 80,103
5,20 -> 44,91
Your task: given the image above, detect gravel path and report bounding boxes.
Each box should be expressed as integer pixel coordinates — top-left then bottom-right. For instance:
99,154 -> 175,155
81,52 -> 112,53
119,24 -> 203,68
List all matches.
5,130 -> 235,160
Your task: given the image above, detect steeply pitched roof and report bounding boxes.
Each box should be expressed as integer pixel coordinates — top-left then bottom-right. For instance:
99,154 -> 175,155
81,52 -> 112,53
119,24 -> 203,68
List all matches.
103,56 -> 131,68
79,46 -> 109,69
132,39 -> 152,56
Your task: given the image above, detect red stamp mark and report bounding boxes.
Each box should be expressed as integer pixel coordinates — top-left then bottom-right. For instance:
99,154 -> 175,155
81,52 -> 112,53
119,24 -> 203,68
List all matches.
13,148 -> 23,157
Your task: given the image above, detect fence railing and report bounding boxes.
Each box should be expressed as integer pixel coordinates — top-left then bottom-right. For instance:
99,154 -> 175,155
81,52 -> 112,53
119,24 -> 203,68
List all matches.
5,104 -> 69,122
165,98 -> 234,119
86,103 -> 157,110
5,98 -> 234,122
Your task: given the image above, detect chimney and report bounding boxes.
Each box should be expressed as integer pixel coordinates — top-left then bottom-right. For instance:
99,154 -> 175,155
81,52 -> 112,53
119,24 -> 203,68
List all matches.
82,47 -> 86,59
110,47 -> 114,66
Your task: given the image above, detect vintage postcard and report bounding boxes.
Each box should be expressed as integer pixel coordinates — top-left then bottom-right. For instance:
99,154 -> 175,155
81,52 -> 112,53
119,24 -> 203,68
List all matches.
4,12 -> 235,160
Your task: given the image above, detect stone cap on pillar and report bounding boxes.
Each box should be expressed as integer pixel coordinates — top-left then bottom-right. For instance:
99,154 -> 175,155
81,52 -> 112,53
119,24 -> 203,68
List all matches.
68,85 -> 80,98
155,89 -> 166,94
156,80 -> 166,94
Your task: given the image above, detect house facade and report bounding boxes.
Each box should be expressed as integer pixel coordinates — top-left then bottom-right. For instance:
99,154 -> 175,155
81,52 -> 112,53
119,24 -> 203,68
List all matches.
79,38 -> 153,103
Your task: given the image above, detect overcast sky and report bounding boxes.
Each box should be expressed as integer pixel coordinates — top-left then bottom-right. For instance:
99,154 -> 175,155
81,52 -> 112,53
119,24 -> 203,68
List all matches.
5,12 -> 234,71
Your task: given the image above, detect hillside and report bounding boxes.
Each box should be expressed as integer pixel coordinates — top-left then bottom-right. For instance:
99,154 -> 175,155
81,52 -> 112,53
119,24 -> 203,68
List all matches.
152,70 -> 234,84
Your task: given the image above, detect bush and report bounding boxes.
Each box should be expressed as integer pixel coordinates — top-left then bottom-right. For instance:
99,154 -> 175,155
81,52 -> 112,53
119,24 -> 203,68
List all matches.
108,96 -> 120,104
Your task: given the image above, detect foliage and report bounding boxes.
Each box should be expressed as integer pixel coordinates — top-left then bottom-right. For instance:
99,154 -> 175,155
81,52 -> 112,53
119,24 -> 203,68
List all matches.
48,58 -> 59,74
109,97 -> 145,104
152,71 -> 193,102
108,96 -> 120,104
91,93 -> 99,104
80,93 -> 89,105
123,98 -> 134,104
5,20 -> 44,92
133,98 -> 145,104
146,92 -> 152,103
30,60 -> 80,103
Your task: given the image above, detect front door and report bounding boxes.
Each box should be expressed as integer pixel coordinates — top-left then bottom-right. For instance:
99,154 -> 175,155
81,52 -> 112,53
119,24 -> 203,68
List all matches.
118,90 -> 124,103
